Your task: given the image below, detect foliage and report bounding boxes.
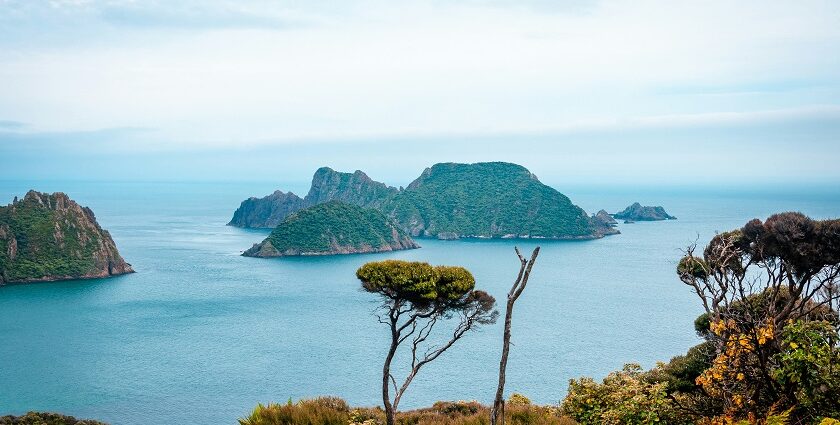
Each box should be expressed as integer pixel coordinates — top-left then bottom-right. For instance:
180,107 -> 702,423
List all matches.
264,201 -> 413,254
772,320 -> 840,420
676,212 -> 840,422
383,162 -> 599,239
241,398 -> 577,425
356,260 -> 475,307
507,394 -> 532,406
0,412 -> 108,425
560,364 -> 691,425
0,192 -> 109,282
357,260 -> 497,425
239,398 -> 349,425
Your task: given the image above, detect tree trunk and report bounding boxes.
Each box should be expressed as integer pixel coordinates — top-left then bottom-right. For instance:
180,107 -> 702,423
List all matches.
383,320 -> 399,425
490,247 -> 539,425
491,297 -> 515,425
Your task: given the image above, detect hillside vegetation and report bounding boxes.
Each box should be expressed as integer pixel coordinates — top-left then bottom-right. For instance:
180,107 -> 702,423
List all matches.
243,202 -> 418,257
0,191 -> 132,284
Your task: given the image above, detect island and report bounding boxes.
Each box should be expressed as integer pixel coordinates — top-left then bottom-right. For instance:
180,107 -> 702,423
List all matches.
0,190 -> 133,285
613,202 -> 676,221
242,201 -> 419,257
592,209 -> 618,227
231,162 -> 619,240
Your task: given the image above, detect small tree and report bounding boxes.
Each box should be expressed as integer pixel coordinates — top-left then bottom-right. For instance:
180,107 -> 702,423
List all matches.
491,246 -> 540,425
357,260 -> 498,425
677,212 -> 840,421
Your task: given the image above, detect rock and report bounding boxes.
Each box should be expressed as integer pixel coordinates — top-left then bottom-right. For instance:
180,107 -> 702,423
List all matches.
227,190 -> 306,228
613,202 -> 676,221
0,190 -> 133,285
228,168 -> 399,228
592,209 -> 618,226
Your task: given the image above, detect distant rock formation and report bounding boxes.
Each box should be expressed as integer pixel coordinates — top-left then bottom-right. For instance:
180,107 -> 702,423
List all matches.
228,167 -> 398,228
228,190 -> 306,228
243,201 -> 418,257
592,209 -> 618,227
0,191 -> 133,285
613,203 -> 676,221
231,162 -> 619,240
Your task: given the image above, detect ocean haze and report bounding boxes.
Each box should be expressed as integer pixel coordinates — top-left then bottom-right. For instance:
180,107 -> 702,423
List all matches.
1,0 -> 839,186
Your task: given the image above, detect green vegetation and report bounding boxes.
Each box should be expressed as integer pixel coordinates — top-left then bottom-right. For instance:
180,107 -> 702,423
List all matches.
0,191 -> 132,284
384,162 -> 598,238
239,397 -> 576,425
561,212 -> 840,425
561,364 -> 689,425
244,202 -> 417,257
0,411 -> 108,425
357,260 -> 498,425
231,162 -> 612,239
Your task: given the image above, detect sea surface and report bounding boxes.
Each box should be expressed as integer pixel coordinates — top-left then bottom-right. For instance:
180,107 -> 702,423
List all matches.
1,181 -> 839,425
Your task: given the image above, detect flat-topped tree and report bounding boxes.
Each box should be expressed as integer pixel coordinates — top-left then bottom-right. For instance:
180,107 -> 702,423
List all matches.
356,260 -> 498,425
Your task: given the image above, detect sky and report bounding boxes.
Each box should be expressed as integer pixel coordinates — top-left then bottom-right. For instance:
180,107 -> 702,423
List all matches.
1,0 -> 839,186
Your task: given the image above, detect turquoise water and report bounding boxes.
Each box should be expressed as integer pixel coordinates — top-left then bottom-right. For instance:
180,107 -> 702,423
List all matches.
1,181 -> 839,425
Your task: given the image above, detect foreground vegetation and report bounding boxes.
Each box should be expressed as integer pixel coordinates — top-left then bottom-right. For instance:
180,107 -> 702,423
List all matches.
242,212 -> 840,425
0,412 -> 107,425
240,396 -> 576,425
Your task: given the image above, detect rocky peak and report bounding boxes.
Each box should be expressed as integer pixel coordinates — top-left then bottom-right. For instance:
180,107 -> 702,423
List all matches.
1,190 -> 133,284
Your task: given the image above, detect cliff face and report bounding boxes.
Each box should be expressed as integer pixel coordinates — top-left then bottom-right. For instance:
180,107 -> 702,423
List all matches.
0,191 -> 133,285
228,168 -> 398,228
593,209 -> 618,226
304,167 -> 398,208
243,202 -> 418,257
613,203 -> 677,221
231,162 -> 618,240
227,190 -> 306,228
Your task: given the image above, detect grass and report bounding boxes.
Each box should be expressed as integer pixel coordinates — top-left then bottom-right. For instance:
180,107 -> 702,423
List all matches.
239,397 -> 578,425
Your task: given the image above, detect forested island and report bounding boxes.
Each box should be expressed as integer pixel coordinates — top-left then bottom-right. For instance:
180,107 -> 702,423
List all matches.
0,191 -> 132,285
230,162 -> 619,240
243,202 -> 418,257
613,202 -> 676,221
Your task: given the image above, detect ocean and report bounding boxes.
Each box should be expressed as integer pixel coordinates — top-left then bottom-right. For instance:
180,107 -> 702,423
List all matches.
1,181 -> 838,424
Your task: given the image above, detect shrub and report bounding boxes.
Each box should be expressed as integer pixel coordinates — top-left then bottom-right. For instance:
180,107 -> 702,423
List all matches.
241,398 -> 577,425
561,364 -> 690,425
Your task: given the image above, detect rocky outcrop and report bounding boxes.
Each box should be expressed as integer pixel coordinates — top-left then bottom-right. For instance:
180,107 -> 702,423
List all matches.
613,202 -> 676,221
227,190 -> 306,228
243,202 -> 418,257
0,190 -> 133,285
592,209 -> 618,226
304,167 -> 398,207
228,168 -> 398,228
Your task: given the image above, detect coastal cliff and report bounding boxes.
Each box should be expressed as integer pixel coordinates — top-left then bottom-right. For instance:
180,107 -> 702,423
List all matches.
0,191 -> 133,285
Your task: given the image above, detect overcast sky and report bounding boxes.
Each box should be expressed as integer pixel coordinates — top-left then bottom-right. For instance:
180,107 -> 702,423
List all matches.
1,0 -> 839,186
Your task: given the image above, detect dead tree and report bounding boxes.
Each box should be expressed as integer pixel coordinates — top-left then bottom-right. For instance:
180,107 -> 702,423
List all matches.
490,246 -> 540,425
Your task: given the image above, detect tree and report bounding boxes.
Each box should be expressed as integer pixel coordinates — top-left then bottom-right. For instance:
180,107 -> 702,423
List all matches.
491,246 -> 540,425
356,260 -> 498,425
677,212 -> 840,421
